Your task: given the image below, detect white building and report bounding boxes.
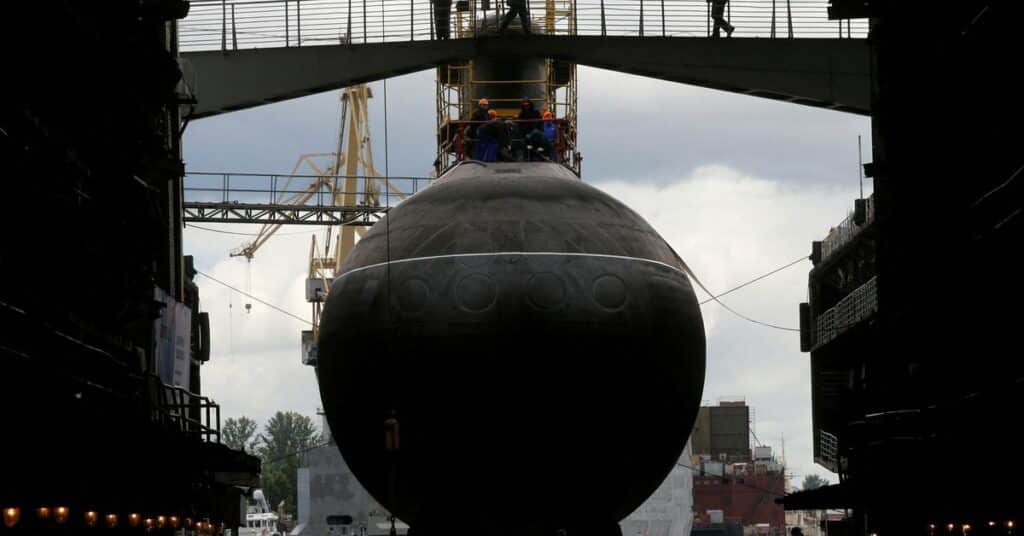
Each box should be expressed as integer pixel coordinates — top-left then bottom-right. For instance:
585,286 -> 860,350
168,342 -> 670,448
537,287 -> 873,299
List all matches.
292,443 -> 409,536
620,441 -> 694,536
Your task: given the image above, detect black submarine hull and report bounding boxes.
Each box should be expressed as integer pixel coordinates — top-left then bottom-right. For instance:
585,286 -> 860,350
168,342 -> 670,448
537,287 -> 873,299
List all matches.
317,163 -> 705,535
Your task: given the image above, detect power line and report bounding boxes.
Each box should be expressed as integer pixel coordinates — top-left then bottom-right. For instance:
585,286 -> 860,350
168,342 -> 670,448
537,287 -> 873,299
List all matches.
687,256 -> 806,332
196,270 -> 314,326
699,255 -> 808,305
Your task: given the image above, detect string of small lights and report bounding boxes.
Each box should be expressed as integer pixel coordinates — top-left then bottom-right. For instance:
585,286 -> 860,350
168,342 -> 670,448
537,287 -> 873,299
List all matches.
1,505 -> 227,533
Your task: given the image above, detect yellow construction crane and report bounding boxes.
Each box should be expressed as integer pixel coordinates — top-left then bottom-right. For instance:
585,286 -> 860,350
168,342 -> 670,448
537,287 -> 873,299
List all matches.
226,84 -> 408,339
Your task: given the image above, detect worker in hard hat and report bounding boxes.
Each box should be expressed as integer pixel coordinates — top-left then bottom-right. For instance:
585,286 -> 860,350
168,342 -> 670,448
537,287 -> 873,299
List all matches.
708,0 -> 734,38
475,108 -> 503,160
464,98 -> 490,160
498,0 -> 532,35
471,98 -> 490,123
542,110 -> 558,163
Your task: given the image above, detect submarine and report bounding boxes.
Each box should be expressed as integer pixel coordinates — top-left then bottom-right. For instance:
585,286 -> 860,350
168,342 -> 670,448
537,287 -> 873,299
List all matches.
315,16 -> 706,536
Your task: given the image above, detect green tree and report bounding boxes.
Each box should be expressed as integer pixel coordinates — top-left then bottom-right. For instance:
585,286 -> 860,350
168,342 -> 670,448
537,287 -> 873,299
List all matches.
802,474 -> 829,490
223,416 -> 259,452
257,412 -> 321,517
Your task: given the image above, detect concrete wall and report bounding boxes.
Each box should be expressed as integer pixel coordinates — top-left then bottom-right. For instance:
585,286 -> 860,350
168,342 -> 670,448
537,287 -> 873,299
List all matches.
620,441 -> 694,536
294,445 -> 402,536
299,439 -> 692,536
692,408 -> 711,456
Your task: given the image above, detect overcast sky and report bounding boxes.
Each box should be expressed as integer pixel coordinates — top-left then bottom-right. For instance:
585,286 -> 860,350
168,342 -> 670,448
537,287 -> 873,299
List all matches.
183,66 -> 872,488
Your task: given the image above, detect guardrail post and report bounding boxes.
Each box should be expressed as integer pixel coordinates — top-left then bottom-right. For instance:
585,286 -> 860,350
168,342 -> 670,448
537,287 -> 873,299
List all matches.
429,0 -> 434,39
297,0 -> 302,45
786,0 -> 793,38
572,0 -> 577,34
771,0 -> 776,38
600,0 -> 606,36
660,0 -> 665,37
348,0 -> 353,41
639,0 -> 644,36
706,2 -> 710,37
286,0 -> 290,46
221,0 -> 227,50
410,0 -> 415,40
363,0 -> 368,43
231,4 -> 238,50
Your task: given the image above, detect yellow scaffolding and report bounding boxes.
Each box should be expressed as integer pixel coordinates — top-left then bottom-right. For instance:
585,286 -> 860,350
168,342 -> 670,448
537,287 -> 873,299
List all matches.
436,0 -> 580,173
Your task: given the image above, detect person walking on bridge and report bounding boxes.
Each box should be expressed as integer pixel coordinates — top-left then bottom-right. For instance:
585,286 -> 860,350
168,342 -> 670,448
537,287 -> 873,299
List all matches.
708,0 -> 734,38
499,0 -> 532,35
433,0 -> 453,40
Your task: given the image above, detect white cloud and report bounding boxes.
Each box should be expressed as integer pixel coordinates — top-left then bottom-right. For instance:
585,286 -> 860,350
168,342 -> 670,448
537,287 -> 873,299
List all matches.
185,223 -> 325,429
595,164 -> 862,483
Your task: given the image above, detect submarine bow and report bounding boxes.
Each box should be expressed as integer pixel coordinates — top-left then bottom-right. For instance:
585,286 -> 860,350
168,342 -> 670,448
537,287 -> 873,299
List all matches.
317,163 -> 706,533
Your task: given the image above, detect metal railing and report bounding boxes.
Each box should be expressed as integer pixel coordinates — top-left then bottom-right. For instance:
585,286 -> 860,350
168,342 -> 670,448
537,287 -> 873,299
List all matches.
179,0 -> 868,51
152,377 -> 223,443
811,275 -> 877,350
183,171 -> 434,225
820,194 -> 874,263
817,429 -> 839,471
445,118 -> 580,172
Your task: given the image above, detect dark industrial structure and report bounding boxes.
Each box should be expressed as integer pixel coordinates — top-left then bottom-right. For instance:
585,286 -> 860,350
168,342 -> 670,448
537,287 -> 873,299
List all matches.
787,1 -> 1024,534
5,0 -> 1023,535
1,1 -> 258,533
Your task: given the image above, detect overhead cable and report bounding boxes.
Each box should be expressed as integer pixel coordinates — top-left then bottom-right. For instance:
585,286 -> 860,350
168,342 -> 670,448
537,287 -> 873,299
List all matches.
196,270 -> 314,326
683,255 -> 804,332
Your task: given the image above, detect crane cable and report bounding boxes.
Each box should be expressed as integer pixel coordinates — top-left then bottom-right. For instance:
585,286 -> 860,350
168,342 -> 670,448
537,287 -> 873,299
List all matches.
683,255 -> 807,332
196,270 -> 313,326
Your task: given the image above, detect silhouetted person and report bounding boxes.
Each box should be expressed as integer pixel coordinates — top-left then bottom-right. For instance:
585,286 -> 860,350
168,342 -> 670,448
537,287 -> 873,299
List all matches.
499,0 -> 532,35
518,97 -> 541,122
464,98 -> 490,159
708,0 -> 734,38
433,0 -> 452,39
475,109 -> 509,161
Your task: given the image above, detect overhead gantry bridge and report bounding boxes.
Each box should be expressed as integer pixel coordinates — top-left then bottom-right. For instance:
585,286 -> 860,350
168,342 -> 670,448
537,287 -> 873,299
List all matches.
178,0 -> 870,118
178,0 -> 869,224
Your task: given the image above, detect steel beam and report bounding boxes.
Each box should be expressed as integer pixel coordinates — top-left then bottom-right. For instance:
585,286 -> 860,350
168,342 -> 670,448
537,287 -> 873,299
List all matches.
183,203 -> 386,225
181,36 -> 869,118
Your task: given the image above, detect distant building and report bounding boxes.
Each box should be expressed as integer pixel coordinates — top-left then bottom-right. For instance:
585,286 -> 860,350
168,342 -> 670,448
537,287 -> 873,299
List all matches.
691,401 -> 786,536
691,401 -> 751,463
293,417 -> 409,536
